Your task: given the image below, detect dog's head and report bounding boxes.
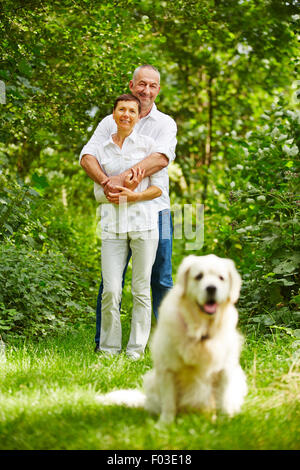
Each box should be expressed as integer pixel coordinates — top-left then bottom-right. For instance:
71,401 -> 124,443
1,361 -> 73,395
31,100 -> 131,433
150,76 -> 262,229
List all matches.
176,254 -> 241,315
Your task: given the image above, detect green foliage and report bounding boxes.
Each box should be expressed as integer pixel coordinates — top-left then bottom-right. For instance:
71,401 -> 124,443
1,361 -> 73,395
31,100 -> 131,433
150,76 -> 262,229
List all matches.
0,244 -> 86,338
0,168 -> 96,339
0,0 -> 161,158
0,169 -> 43,246
204,98 -> 300,332
0,0 -> 299,339
139,0 -> 299,193
0,5 -> 299,452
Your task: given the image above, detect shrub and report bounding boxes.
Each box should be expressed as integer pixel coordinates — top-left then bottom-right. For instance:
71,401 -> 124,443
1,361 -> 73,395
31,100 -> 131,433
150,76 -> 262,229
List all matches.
0,169 -> 96,339
216,98 -> 300,332
0,244 -> 94,339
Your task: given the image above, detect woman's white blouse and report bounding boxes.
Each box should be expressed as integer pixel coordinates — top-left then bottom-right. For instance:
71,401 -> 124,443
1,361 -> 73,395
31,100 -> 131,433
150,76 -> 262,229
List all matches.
80,103 -> 177,212
94,129 -> 166,234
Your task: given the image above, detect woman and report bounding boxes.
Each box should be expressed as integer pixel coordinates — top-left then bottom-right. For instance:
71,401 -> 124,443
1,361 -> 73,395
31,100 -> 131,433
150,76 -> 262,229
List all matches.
94,94 -> 165,360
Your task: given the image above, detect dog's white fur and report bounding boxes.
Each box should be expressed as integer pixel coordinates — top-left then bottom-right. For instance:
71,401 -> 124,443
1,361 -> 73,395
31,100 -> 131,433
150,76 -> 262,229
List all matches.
96,254 -> 248,423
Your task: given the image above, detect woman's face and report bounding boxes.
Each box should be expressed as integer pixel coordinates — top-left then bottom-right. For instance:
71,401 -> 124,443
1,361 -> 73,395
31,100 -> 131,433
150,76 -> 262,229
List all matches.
113,100 -> 140,132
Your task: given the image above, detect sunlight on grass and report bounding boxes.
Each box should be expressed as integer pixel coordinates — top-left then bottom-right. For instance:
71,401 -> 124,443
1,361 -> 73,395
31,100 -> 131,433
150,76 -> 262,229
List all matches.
0,326 -> 299,450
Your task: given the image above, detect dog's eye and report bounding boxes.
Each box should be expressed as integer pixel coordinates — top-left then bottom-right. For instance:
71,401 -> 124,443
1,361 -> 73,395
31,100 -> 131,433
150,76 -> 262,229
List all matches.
195,273 -> 203,280
219,276 -> 224,281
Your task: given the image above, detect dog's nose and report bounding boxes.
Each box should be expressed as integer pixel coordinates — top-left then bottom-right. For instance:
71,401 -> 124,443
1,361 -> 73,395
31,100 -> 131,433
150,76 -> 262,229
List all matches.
206,285 -> 216,296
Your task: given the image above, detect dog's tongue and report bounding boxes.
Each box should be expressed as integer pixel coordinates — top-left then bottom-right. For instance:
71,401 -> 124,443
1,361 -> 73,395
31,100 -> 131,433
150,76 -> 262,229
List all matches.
204,302 -> 217,314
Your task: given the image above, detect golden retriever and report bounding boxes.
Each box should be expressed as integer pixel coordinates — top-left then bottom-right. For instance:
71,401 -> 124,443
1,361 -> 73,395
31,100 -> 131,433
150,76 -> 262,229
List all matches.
96,254 -> 248,423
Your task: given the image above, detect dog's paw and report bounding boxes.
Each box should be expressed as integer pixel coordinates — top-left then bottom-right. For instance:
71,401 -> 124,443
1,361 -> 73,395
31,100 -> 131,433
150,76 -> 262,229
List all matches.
222,400 -> 243,417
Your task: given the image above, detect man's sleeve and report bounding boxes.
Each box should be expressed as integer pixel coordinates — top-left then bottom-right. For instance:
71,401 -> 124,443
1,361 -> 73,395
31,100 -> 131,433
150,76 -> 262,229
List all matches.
148,139 -> 168,192
153,118 -> 177,163
94,182 -> 108,203
79,115 -> 113,163
149,169 -> 166,193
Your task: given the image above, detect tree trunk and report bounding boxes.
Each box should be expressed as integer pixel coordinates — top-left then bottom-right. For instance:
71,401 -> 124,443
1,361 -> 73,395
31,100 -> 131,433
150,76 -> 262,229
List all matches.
202,75 -> 213,204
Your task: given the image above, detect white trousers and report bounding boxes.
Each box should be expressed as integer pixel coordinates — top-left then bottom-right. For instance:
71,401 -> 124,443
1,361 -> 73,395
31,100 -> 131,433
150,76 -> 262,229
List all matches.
100,229 -> 158,355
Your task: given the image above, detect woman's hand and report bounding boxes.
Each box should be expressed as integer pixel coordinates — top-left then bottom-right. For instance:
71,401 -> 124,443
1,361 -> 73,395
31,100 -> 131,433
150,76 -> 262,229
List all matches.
106,183 -> 162,205
103,167 -> 144,198
106,186 -> 139,205
103,175 -> 125,196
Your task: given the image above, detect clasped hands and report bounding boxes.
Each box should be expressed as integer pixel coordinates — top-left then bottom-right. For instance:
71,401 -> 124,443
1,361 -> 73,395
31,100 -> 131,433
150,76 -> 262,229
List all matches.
102,167 -> 145,204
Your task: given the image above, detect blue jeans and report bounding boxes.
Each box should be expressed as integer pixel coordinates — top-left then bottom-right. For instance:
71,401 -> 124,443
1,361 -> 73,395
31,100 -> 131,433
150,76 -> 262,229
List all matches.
95,209 -> 173,346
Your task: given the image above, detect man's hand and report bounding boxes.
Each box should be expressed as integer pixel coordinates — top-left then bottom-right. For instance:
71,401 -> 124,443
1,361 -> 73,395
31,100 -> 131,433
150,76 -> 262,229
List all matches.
106,183 -> 161,205
124,167 -> 145,191
103,175 -> 125,195
103,167 -> 145,195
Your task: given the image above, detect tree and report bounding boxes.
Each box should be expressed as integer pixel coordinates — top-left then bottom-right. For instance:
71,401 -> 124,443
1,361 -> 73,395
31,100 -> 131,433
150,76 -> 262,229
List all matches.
130,0 -> 299,201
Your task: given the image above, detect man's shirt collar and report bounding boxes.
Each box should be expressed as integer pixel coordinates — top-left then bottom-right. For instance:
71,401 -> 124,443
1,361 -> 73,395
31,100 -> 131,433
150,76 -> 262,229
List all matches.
141,103 -> 158,121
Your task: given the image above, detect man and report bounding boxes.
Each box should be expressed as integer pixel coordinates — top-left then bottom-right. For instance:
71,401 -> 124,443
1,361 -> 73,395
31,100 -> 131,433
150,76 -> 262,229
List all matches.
79,65 -> 177,351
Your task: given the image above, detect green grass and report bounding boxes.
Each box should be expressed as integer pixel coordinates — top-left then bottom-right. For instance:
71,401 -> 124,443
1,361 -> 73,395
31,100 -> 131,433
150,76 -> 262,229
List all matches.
0,325 -> 299,450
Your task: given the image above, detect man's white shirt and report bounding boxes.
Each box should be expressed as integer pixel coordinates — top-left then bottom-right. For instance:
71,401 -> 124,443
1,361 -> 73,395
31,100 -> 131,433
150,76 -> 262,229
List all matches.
79,103 -> 177,212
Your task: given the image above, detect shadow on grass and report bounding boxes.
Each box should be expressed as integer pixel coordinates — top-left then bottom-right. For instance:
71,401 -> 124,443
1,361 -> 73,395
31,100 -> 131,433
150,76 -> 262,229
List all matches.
1,327 -> 299,450
0,389 -> 299,450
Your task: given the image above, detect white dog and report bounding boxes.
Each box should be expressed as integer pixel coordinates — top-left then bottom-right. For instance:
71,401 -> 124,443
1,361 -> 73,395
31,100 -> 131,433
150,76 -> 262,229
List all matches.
97,255 -> 248,423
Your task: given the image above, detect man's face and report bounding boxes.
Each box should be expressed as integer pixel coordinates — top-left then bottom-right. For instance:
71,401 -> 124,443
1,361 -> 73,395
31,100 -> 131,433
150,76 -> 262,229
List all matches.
113,100 -> 140,132
129,68 -> 160,111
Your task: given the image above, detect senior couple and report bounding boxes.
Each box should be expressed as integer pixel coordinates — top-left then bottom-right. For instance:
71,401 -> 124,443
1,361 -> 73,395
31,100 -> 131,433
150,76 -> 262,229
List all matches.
80,65 -> 177,360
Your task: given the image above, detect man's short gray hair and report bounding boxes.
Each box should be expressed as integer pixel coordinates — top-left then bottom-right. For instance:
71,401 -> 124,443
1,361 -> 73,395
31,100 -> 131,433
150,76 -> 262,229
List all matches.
132,65 -> 160,84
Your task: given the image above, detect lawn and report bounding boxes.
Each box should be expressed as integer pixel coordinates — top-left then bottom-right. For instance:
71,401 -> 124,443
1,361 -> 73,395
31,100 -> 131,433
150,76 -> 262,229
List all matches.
0,325 -> 299,451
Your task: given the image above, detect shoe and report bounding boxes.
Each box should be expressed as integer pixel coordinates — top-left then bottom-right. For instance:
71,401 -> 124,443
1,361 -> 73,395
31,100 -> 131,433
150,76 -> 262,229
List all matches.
96,347 -> 120,358
126,351 -> 143,361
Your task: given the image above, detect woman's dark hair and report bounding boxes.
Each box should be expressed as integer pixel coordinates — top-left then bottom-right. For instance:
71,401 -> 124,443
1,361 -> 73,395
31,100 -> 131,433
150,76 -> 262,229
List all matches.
113,94 -> 141,114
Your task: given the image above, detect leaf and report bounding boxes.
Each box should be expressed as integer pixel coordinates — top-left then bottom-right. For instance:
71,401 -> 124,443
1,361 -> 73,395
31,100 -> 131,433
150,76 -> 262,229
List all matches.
280,278 -> 296,286
273,257 -> 300,274
291,296 -> 300,305
4,223 -> 13,234
251,315 -> 275,326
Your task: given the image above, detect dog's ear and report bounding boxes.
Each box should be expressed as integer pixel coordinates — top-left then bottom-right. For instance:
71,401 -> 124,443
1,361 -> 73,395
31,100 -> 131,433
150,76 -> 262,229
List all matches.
226,259 -> 242,303
176,255 -> 198,294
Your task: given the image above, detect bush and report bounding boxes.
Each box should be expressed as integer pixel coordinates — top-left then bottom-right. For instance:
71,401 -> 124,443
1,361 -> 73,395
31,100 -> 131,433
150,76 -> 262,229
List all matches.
0,171 -> 44,247
215,98 -> 300,332
0,244 -> 94,339
0,169 -> 96,339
